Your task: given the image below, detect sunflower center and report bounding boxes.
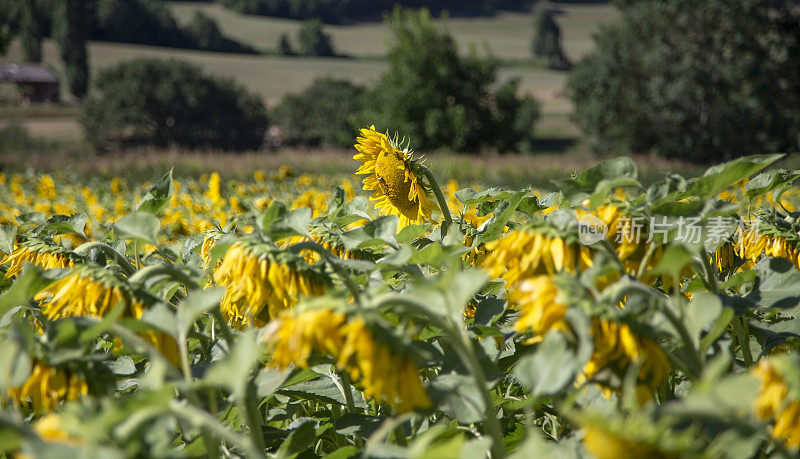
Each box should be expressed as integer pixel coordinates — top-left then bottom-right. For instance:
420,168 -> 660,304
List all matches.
375,149 -> 416,215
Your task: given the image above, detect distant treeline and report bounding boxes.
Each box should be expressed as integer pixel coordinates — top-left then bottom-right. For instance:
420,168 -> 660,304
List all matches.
215,0 -> 532,22
1,0 -> 255,55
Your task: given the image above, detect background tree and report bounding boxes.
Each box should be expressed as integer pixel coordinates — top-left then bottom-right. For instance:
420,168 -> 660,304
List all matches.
272,77 -> 366,147
187,11 -> 224,50
0,0 -> 51,62
82,58 -> 268,151
569,0 -> 800,162
296,19 -> 335,57
278,33 -> 294,55
531,3 -> 569,69
53,0 -> 90,98
365,7 -> 539,153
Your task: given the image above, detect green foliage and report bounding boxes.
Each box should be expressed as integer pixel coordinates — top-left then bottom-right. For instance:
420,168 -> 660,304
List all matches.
53,0 -> 89,98
0,118 -> 58,155
296,19 -> 335,57
272,77 -> 367,147
81,58 -> 268,151
569,0 -> 800,162
0,0 -> 51,62
365,7 -> 539,153
215,0 -> 527,23
278,32 -> 294,55
531,3 -> 570,69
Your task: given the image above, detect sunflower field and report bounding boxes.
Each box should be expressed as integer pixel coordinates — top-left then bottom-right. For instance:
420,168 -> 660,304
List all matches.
2,126 -> 800,458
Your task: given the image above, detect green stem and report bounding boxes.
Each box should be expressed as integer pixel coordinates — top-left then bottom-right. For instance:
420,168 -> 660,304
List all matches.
375,295 -> 505,457
732,315 -> 754,367
417,164 -> 453,237
128,265 -> 201,290
287,240 -> 362,307
242,383 -> 267,453
636,242 -> 658,280
661,301 -> 703,379
699,245 -> 719,293
134,240 -> 141,270
339,369 -> 357,413
73,241 -> 136,276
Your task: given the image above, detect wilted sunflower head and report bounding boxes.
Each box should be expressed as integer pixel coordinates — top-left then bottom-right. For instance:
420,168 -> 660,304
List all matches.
1,238 -> 80,279
353,126 -> 436,229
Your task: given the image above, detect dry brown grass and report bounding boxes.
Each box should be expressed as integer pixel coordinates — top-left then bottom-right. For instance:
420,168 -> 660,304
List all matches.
2,147 -> 707,190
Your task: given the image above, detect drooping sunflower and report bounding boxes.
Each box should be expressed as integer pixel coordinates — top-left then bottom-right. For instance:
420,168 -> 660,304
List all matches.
483,229 -> 593,285
7,360 -> 88,413
753,358 -> 800,449
508,275 -> 569,338
214,239 -> 328,329
34,265 -> 180,366
737,224 -> 800,271
583,319 -> 670,405
1,239 -> 80,278
266,308 -> 431,413
353,126 -> 436,229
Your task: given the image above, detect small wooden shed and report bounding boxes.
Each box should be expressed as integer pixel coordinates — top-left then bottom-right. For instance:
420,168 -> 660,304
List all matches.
0,64 -> 60,104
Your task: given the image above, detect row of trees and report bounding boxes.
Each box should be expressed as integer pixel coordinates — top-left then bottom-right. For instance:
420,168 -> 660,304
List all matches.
216,0 -> 530,23
84,8 -> 540,153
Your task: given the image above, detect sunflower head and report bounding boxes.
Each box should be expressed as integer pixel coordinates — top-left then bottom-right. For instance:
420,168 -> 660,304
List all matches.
353,126 -> 436,229
1,238 -> 80,279
214,239 -> 328,329
7,360 -> 89,413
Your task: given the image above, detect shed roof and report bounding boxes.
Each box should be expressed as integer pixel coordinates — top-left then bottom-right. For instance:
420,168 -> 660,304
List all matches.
0,64 -> 59,84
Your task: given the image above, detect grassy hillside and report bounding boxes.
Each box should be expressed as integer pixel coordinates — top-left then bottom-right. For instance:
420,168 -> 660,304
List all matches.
168,2 -> 618,60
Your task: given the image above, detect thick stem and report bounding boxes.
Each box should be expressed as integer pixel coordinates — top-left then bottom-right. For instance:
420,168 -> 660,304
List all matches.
339,369 -> 357,413
287,240 -> 362,308
375,296 -> 505,457
74,241 -> 136,275
417,164 -> 453,237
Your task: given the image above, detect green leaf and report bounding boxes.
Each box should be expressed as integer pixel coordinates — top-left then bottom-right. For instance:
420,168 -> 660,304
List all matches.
0,266 -> 49,316
34,213 -> 88,239
275,420 -> 317,459
205,330 -> 263,400
334,413 -> 384,437
135,169 -> 174,214
745,169 -> 800,198
513,332 -> 576,395
0,225 -> 15,255
326,446 -> 360,459
554,157 -> 638,203
646,244 -> 692,282
455,187 -> 517,206
685,293 -> 723,349
270,207 -> 312,240
681,154 -> 783,200
478,191 -> 525,243
115,212 -> 160,244
175,288 -> 223,337
339,216 -> 398,251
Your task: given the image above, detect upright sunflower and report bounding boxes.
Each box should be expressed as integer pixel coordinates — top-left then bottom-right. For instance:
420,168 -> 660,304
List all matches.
214,239 -> 327,329
266,308 -> 431,413
353,126 -> 436,229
